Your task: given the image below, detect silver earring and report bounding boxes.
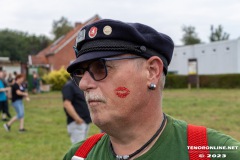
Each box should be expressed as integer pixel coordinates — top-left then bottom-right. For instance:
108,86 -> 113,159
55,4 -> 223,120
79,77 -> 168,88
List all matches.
148,83 -> 156,90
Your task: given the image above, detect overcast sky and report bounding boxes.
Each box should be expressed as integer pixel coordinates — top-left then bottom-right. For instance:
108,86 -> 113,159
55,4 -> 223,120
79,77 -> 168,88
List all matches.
0,0 -> 239,45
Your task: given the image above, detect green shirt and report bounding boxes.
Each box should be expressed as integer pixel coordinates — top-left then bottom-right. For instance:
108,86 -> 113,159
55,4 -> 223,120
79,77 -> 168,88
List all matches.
63,115 -> 240,160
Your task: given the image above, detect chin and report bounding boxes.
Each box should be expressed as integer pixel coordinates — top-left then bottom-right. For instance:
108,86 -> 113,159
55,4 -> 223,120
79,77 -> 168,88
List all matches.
91,113 -> 103,124
93,119 -> 105,129
91,114 -> 109,129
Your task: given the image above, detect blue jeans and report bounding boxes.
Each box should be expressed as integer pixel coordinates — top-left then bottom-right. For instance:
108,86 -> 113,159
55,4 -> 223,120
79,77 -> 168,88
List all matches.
12,100 -> 24,119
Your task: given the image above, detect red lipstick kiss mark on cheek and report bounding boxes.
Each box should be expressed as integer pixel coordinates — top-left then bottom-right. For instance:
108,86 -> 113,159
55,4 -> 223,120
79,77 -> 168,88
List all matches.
115,87 -> 130,98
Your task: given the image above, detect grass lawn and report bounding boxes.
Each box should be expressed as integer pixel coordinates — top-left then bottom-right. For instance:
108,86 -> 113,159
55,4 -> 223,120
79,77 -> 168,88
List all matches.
0,89 -> 239,160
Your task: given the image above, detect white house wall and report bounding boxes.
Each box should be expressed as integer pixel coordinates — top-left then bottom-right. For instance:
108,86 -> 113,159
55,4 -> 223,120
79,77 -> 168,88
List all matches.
168,39 -> 240,75
237,40 -> 240,73
1,65 -> 21,76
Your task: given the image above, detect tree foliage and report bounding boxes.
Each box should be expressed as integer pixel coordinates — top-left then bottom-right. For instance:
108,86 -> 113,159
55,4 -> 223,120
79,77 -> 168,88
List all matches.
181,26 -> 201,45
0,29 -> 50,63
0,16 -> 73,63
209,25 -> 230,42
51,17 -> 73,41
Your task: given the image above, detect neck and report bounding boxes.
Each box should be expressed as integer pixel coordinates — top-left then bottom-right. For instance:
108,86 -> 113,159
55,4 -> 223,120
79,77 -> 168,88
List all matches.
110,113 -> 167,159
109,107 -> 165,158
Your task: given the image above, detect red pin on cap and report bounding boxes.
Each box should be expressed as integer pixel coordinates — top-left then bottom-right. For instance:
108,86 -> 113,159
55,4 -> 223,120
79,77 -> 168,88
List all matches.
88,26 -> 98,38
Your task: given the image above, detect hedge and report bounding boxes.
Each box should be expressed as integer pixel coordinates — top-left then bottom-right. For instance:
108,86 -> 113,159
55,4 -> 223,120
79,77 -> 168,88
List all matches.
165,74 -> 240,89
43,68 -> 240,90
165,75 -> 188,88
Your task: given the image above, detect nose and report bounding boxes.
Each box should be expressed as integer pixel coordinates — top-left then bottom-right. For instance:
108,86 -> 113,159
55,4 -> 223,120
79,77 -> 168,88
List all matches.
79,71 -> 97,91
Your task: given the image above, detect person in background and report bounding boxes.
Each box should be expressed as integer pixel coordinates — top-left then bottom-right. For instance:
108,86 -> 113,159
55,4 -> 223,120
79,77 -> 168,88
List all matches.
62,78 -> 92,144
13,71 -> 17,78
32,72 -> 41,94
0,70 -> 11,121
2,70 -> 8,85
3,74 -> 29,132
7,73 -> 15,86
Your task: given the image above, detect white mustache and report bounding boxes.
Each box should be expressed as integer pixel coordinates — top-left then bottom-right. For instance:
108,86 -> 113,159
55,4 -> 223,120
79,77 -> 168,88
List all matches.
85,93 -> 106,103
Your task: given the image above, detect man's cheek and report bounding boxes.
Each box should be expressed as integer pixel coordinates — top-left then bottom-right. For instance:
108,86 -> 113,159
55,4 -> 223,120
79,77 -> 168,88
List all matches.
114,87 -> 130,98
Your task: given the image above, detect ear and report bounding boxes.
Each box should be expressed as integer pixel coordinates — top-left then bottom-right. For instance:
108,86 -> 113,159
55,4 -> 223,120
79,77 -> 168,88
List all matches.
146,56 -> 164,86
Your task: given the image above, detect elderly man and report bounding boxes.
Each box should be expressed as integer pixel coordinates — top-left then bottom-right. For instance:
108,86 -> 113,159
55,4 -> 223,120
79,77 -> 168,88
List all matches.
63,19 -> 239,160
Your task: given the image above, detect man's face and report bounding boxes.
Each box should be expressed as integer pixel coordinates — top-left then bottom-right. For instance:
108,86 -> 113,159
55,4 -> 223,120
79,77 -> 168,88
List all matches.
79,55 -> 150,128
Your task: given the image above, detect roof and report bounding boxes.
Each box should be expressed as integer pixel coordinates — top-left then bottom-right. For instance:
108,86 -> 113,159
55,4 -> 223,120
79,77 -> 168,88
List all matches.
29,15 -> 101,66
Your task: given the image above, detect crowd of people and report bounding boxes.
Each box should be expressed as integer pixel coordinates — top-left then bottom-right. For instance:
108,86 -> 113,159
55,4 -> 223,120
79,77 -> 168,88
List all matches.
0,66 -> 91,141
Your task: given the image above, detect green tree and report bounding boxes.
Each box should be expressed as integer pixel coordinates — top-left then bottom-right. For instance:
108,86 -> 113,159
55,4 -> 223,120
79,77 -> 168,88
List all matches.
209,25 -> 230,42
51,17 -> 73,40
26,35 -> 50,55
0,29 -> 50,63
181,26 -> 201,45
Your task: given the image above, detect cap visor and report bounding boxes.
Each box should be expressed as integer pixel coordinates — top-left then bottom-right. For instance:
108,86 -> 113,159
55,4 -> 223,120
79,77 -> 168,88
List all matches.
67,51 -> 125,73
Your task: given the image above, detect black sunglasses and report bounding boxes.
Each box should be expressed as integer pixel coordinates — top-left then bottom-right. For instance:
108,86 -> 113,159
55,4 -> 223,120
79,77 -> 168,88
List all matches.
70,56 -> 141,86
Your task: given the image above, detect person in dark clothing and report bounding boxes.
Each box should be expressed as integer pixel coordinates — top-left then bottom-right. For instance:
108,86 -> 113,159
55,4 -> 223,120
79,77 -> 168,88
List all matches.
62,79 -> 91,144
32,72 -> 41,94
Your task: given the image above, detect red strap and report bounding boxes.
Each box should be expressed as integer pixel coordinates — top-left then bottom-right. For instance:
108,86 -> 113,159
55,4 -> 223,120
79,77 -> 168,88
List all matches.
73,125 -> 210,160
73,133 -> 105,159
187,124 -> 210,160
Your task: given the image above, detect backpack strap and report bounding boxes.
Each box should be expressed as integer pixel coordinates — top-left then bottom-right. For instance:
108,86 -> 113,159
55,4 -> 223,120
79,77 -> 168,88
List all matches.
72,133 -> 105,160
187,124 -> 210,160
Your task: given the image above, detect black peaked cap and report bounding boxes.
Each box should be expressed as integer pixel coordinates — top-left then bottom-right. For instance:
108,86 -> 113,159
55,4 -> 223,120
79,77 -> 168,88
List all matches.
67,19 -> 174,75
